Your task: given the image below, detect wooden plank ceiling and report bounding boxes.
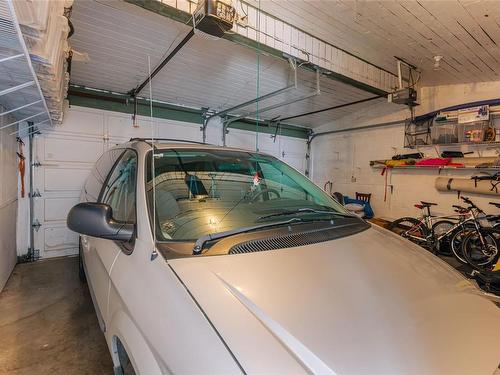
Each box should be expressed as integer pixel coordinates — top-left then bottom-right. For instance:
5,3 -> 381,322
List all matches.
69,0 -> 384,129
248,0 -> 500,85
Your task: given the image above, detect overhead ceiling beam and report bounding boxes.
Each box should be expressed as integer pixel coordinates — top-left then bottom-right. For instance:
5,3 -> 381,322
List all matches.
67,85 -> 310,139
128,28 -> 195,97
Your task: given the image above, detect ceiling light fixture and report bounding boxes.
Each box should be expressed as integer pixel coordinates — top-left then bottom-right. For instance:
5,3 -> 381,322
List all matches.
433,55 -> 443,70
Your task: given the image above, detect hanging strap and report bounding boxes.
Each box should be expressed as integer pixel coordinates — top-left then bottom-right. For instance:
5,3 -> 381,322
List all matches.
381,167 -> 390,202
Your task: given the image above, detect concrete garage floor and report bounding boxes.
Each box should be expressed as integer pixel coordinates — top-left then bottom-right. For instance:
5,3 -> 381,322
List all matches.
0,257 -> 113,375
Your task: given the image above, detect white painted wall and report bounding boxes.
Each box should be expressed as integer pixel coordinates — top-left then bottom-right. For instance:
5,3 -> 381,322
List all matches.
312,81 -> 500,220
0,111 -> 19,291
20,105 -> 307,258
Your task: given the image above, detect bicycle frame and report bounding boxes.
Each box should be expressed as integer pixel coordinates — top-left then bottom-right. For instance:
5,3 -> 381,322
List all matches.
401,207 -> 485,245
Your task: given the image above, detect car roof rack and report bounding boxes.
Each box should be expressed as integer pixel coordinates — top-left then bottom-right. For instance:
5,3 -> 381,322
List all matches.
129,138 -> 207,146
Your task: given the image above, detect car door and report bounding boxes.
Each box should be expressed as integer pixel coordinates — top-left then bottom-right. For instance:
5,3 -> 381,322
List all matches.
84,149 -> 138,327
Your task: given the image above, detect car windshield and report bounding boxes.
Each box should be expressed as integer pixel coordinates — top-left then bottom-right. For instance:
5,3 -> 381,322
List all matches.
145,148 -> 354,241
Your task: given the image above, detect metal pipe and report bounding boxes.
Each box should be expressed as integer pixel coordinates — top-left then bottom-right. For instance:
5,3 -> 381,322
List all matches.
222,90 -> 319,145
280,94 -> 385,122
305,137 -> 312,177
1,100 -> 42,117
207,85 -> 296,121
0,111 -> 46,131
306,118 -> 407,180
131,28 -> 195,97
0,53 -> 23,63
207,85 -> 295,144
308,118 -> 406,145
201,117 -> 209,144
222,69 -> 321,145
0,80 -> 34,97
397,60 -> 403,90
228,89 -> 320,126
202,58 -> 300,141
28,123 -> 35,260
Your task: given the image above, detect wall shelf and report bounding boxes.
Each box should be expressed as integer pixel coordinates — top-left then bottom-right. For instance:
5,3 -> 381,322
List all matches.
404,104 -> 500,149
412,141 -> 500,148
370,165 -> 500,173
0,0 -> 52,132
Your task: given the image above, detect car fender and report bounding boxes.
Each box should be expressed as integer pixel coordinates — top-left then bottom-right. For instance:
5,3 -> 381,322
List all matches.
107,309 -> 163,375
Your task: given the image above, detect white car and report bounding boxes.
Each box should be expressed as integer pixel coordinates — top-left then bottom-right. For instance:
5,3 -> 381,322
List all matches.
68,139 -> 500,375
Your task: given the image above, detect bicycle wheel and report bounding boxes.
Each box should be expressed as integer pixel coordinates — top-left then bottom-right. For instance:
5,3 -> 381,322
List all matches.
450,223 -> 477,264
432,220 -> 455,255
387,217 -> 430,247
462,228 -> 500,270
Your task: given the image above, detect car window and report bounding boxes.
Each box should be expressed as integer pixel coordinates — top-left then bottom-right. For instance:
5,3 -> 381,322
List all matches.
83,149 -> 124,202
146,149 -> 349,241
258,161 -> 309,201
101,150 -> 137,223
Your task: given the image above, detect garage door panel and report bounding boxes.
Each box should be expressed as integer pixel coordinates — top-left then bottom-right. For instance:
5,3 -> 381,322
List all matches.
284,154 -> 306,173
33,108 -> 106,258
44,168 -> 92,191
44,197 -> 80,222
60,108 -> 105,136
44,138 -> 104,163
227,130 -> 256,150
107,115 -> 203,142
42,225 -> 79,257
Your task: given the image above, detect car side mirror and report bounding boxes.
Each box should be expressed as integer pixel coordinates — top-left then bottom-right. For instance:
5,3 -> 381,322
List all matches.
67,202 -> 134,242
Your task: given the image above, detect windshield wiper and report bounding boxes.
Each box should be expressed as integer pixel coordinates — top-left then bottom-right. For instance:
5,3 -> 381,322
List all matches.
193,218 -> 304,255
256,208 -> 355,222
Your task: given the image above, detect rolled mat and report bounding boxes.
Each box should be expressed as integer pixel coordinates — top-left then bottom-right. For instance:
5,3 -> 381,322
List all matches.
435,177 -> 500,196
450,157 -> 498,166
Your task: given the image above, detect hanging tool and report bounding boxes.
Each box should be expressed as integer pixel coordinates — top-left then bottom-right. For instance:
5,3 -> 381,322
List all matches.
16,137 -> 25,198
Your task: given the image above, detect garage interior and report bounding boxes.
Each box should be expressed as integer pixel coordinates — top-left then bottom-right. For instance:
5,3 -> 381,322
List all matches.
1,0 -> 500,374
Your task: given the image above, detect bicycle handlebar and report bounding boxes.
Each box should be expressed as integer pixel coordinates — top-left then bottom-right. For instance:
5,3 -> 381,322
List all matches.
460,196 -> 484,213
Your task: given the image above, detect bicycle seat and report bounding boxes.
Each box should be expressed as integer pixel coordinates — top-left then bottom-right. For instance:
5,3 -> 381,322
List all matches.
420,201 -> 437,207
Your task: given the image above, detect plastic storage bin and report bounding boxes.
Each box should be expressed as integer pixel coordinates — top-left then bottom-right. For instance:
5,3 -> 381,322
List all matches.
458,122 -> 489,143
431,123 -> 458,144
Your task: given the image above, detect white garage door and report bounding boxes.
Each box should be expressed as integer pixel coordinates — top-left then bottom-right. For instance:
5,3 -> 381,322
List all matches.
32,106 -> 307,258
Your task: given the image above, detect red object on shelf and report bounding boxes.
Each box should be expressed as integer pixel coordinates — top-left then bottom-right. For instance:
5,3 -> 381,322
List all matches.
415,158 -> 452,166
447,163 -> 465,168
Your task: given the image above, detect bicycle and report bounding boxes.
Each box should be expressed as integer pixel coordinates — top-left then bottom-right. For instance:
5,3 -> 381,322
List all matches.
462,225 -> 500,272
445,198 -> 498,264
387,197 -> 494,261
459,225 -> 500,296
387,201 -> 459,253
486,202 -> 500,229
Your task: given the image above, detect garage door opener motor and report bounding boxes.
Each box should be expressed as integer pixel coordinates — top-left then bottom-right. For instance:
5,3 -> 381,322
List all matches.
193,0 -> 236,38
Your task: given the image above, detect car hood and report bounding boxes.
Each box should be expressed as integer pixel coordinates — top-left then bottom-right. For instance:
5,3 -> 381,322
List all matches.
168,226 -> 500,375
